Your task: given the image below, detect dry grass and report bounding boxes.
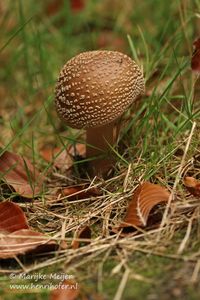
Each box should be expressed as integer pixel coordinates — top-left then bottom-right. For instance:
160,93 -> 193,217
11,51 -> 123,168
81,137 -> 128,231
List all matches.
2,123 -> 200,298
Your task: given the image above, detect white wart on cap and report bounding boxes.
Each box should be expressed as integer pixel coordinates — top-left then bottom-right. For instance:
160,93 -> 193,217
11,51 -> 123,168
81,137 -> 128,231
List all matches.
55,50 -> 145,129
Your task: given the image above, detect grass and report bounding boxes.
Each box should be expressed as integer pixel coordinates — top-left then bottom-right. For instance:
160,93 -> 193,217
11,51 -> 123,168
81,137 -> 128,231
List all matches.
0,0 -> 200,299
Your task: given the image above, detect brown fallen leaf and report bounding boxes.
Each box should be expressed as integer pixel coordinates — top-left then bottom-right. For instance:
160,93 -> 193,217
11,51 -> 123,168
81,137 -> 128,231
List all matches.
183,176 -> 200,197
0,201 -> 29,233
40,143 -> 86,171
0,150 -> 44,198
191,38 -> 200,73
61,185 -> 102,201
50,279 -> 79,300
97,31 -> 126,52
68,143 -> 86,158
0,229 -> 57,259
40,147 -> 73,170
120,181 -> 170,228
46,0 -> 85,16
71,226 -> 91,249
71,0 -> 85,12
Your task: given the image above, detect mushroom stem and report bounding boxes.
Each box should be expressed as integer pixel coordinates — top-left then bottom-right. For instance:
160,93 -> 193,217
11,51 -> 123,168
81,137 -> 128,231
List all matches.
86,121 -> 119,177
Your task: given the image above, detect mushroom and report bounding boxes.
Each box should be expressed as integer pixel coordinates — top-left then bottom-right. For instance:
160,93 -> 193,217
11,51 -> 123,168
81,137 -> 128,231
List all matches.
55,50 -> 145,177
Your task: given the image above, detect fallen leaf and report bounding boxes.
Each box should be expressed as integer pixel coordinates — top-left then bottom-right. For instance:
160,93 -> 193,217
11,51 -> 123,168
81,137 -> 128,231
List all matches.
0,150 -> 44,198
40,147 -> 60,162
68,143 -> 86,158
97,31 -> 126,52
71,226 -> 91,249
59,240 -> 68,250
0,229 -> 57,259
183,176 -> 200,197
45,0 -> 63,16
45,0 -> 85,16
89,293 -> 105,300
191,38 -> 200,73
0,202 -> 58,259
40,147 -> 73,170
70,0 -> 85,12
120,182 -> 170,228
50,279 -> 79,300
0,201 -> 29,233
61,185 -> 102,201
40,143 -> 85,171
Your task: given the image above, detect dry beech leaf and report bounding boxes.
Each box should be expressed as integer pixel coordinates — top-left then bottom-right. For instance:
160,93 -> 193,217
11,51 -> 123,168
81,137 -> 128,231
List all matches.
61,185 -> 102,201
0,229 -> 57,259
183,176 -> 200,197
50,279 -> 79,300
59,240 -> 68,250
97,31 -> 126,52
71,226 -> 91,249
191,38 -> 200,73
46,0 -> 85,16
40,147 -> 73,170
40,144 -> 85,171
0,201 -> 29,233
45,0 -> 63,16
0,150 -> 44,198
121,182 -> 170,228
68,143 -> 86,158
71,0 -> 85,11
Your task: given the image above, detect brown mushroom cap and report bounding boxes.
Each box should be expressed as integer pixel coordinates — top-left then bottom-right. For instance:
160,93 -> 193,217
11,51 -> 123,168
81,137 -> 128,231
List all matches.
55,50 -> 145,129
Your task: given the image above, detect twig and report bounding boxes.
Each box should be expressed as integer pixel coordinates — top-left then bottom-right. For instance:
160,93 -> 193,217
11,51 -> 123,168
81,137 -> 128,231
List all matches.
113,268 -> 130,300
177,216 -> 193,254
123,163 -> 131,192
190,259 -> 200,283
